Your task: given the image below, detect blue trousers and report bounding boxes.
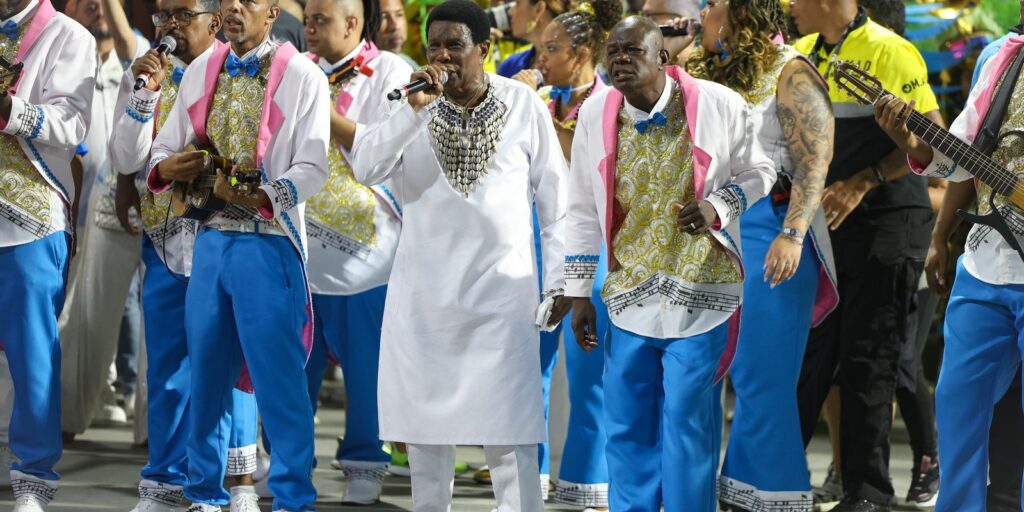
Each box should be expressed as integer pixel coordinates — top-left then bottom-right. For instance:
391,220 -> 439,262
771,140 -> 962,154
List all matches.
140,236 -> 259,486
540,257 -> 609,506
302,289 -> 390,465
935,258 -> 1024,512
0,233 -> 68,481
604,321 -> 728,512
720,199 -> 818,505
184,229 -> 316,511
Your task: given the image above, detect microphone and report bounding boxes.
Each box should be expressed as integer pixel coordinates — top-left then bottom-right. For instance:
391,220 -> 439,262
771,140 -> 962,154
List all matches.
531,69 -> 544,87
660,21 -> 701,37
387,71 -> 449,101
133,36 -> 177,91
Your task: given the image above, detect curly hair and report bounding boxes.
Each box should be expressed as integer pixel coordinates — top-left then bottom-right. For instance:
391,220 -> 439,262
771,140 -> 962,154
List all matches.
552,0 -> 622,66
685,0 -> 787,94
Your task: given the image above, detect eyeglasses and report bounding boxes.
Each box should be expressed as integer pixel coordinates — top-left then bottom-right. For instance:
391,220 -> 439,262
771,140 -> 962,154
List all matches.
151,10 -> 214,27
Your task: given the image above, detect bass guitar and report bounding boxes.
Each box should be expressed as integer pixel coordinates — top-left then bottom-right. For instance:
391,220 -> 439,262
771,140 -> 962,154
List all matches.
834,61 -> 1024,262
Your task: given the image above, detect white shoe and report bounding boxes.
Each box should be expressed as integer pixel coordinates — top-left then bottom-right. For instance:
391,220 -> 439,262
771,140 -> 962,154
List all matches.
11,472 -> 56,512
342,478 -> 382,505
13,494 -> 47,512
229,486 -> 260,512
92,403 -> 128,426
185,505 -> 221,512
131,480 -> 185,512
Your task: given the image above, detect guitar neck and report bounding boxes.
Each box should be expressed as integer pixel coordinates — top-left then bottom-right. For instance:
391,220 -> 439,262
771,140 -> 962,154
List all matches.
903,110 -> 1020,197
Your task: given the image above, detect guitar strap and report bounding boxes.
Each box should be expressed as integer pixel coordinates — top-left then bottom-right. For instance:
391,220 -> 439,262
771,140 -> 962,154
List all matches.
966,44 -> 1024,263
975,45 -> 1024,155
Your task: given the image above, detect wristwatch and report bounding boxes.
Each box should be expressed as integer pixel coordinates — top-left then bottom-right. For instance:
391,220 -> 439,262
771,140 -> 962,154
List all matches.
781,227 -> 804,244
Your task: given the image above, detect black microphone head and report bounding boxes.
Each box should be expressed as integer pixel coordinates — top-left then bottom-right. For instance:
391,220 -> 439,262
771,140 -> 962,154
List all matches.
158,35 -> 177,53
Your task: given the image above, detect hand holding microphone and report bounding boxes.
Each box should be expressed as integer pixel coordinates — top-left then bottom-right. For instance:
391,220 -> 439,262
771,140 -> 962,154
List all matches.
394,64 -> 450,112
132,36 -> 176,91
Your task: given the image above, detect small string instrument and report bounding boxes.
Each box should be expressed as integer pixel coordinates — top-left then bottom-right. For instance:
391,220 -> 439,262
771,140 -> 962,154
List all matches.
834,61 -> 1024,262
170,144 -> 261,221
0,56 -> 23,96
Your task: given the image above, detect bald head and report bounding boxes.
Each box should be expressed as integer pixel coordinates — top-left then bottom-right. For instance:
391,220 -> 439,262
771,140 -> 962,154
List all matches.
609,16 -> 665,57
606,16 -> 668,110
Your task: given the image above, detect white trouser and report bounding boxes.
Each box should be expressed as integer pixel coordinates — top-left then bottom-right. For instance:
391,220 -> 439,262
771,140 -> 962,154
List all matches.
407,444 -> 542,512
58,189 -> 141,434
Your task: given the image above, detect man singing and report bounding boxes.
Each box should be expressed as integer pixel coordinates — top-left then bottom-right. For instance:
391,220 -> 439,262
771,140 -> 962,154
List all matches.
148,0 -> 330,508
351,1 -> 570,510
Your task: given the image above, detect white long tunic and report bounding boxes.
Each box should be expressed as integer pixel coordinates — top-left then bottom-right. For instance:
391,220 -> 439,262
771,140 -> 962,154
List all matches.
352,75 -> 567,444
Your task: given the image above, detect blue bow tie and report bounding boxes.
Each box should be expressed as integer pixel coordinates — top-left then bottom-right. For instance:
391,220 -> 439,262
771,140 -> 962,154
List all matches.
550,84 -> 573,104
1,20 -> 18,40
225,54 -> 260,78
634,111 -> 668,135
171,66 -> 185,85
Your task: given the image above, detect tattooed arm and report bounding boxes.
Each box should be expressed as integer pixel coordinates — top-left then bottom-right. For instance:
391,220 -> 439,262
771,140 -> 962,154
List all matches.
763,59 -> 834,286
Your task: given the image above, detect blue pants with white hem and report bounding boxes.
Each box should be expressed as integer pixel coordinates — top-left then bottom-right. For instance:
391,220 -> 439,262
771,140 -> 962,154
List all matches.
604,321 -> 728,512
0,232 -> 68,482
139,236 -> 259,487
721,198 -> 818,504
935,257 -> 1024,512
539,251 -> 610,500
184,229 -> 315,511
300,288 -> 390,466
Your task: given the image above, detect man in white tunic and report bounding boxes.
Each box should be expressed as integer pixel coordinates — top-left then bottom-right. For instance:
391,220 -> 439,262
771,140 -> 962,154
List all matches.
351,1 -> 570,510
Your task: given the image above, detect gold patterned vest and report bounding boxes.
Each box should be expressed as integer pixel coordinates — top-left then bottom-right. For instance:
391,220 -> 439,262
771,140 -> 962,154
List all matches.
602,85 -> 741,300
139,63 -> 180,231
304,80 -> 378,248
984,71 -> 1024,219
206,51 -> 280,229
0,19 -> 57,237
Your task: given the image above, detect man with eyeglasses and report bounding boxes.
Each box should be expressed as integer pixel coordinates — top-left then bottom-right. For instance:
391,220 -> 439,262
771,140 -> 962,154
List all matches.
55,0 -> 151,439
109,0 -> 263,510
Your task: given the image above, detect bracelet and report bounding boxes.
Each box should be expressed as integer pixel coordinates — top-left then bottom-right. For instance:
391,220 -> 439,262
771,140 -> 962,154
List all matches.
871,163 -> 886,185
780,227 -> 804,245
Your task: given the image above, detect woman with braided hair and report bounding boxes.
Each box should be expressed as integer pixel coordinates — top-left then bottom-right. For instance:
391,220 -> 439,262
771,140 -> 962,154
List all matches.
684,1 -> 838,510
511,1 -> 620,509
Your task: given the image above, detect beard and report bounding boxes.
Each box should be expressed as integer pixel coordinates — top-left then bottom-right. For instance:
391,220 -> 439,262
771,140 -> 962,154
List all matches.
88,24 -> 110,39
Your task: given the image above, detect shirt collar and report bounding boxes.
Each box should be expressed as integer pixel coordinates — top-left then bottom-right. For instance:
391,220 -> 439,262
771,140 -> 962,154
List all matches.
231,35 -> 274,62
623,74 -> 672,121
2,0 -> 38,27
318,40 -> 364,75
169,54 -> 187,69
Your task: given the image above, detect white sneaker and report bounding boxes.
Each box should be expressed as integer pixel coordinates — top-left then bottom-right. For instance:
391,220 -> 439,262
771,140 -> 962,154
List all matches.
131,480 -> 185,512
11,472 -> 56,512
229,486 -> 260,512
13,494 -> 47,512
92,403 -> 128,426
341,463 -> 386,505
185,505 -> 221,512
342,478 -> 382,505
